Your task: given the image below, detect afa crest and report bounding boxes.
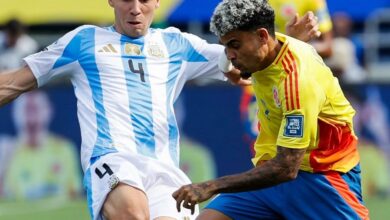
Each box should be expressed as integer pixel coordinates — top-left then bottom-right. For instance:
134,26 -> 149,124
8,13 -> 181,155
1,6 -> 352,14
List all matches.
147,42 -> 165,58
124,43 -> 141,56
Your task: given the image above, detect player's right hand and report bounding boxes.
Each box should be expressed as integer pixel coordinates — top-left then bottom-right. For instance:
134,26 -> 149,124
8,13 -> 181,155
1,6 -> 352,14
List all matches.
172,182 -> 215,214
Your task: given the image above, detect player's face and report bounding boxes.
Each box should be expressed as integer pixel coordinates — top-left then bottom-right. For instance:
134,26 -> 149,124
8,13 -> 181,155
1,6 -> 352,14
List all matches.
220,29 -> 269,73
109,0 -> 160,38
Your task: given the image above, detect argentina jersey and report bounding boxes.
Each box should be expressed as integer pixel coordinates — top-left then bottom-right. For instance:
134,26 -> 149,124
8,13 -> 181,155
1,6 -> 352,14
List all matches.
24,25 -> 225,171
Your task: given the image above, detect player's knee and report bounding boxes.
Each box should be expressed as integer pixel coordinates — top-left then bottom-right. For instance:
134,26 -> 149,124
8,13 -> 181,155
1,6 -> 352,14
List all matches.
103,206 -> 150,220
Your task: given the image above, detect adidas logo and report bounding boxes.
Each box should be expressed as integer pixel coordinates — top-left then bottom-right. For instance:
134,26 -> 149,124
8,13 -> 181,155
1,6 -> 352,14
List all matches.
98,44 -> 118,53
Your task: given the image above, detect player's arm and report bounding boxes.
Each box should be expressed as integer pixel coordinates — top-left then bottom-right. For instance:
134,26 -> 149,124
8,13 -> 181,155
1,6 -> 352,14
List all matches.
0,66 -> 37,106
310,30 -> 332,58
309,0 -> 333,58
172,146 -> 306,214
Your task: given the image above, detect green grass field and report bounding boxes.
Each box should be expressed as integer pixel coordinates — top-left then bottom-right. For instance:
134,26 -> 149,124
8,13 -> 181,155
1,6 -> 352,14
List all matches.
0,199 -> 89,220
365,197 -> 390,220
0,197 -> 388,219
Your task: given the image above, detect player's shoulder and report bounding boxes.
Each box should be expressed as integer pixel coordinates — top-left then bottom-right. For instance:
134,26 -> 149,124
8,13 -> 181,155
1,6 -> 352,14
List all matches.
154,26 -> 198,39
277,33 -> 315,59
63,25 -> 112,38
158,26 -> 182,34
57,25 -> 112,44
70,24 -> 108,35
279,33 -> 309,48
148,27 -> 184,39
152,26 -> 199,43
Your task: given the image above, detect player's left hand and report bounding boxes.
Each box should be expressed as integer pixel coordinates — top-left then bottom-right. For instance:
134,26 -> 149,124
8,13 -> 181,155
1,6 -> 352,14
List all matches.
285,11 -> 321,42
172,182 -> 215,214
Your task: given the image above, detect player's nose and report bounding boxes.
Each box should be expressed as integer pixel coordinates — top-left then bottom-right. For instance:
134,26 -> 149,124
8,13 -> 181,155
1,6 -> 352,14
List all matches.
129,0 -> 142,16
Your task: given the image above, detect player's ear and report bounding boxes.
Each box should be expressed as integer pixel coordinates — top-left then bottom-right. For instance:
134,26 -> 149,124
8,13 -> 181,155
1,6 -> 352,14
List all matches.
255,28 -> 269,44
155,0 -> 160,8
108,0 -> 114,7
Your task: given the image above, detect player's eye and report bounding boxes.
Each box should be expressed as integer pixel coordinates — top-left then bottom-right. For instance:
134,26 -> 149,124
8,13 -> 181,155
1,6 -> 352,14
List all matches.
229,42 -> 240,50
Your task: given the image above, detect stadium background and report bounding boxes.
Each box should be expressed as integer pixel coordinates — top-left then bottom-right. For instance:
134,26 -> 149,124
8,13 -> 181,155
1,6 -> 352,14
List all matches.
1,0 -> 390,219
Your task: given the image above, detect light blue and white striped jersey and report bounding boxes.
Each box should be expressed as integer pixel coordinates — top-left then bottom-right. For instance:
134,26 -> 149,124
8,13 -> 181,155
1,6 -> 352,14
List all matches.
24,25 -> 224,171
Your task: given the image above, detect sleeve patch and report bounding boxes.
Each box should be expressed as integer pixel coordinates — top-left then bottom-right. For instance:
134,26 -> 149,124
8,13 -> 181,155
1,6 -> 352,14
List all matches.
283,115 -> 304,137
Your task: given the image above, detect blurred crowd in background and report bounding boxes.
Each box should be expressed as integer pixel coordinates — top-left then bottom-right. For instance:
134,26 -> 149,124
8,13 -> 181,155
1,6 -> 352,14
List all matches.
0,0 -> 390,219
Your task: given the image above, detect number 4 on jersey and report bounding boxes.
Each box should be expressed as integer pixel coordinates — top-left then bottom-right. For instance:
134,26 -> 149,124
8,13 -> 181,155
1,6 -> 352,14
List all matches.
128,59 -> 145,82
95,163 -> 114,179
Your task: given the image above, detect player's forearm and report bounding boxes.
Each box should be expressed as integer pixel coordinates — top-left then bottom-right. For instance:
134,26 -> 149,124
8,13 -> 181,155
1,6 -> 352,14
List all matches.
0,75 -> 19,106
210,147 -> 306,194
311,32 -> 333,58
0,66 -> 37,106
209,160 -> 295,193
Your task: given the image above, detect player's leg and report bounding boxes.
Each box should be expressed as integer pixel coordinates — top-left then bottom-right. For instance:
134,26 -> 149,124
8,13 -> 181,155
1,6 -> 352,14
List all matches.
102,183 -> 150,220
278,165 -> 369,219
84,152 -> 148,220
147,161 -> 199,220
84,151 -> 198,220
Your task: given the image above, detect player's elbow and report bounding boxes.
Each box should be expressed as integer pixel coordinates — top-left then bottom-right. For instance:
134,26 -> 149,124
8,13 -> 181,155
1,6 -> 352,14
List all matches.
0,87 -> 13,107
0,85 -> 20,107
0,66 -> 37,107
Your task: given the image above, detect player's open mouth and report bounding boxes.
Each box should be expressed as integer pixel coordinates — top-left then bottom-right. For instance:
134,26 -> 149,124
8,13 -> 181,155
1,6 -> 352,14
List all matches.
128,21 -> 141,25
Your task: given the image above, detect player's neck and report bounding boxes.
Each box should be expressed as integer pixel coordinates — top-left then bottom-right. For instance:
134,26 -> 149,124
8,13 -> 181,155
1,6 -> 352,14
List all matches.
259,38 -> 282,70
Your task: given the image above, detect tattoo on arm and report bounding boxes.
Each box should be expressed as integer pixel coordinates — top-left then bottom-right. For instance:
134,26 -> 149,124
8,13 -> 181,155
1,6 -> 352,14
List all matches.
210,146 -> 306,194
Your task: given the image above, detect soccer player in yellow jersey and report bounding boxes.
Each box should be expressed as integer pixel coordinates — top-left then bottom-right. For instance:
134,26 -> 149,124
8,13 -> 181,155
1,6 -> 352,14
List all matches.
173,0 -> 369,219
241,0 -> 333,152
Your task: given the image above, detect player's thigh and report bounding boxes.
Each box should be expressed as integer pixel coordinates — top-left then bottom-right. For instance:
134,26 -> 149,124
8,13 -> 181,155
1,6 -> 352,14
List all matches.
196,209 -> 232,220
102,183 -> 150,220
204,192 -> 282,220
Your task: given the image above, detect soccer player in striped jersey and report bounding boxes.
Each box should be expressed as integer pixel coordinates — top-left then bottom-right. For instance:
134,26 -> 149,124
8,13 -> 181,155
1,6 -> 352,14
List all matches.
173,0 -> 370,219
0,0 -> 250,220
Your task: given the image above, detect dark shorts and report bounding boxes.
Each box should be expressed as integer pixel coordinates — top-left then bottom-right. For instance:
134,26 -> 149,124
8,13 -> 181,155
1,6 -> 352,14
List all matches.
206,165 -> 369,220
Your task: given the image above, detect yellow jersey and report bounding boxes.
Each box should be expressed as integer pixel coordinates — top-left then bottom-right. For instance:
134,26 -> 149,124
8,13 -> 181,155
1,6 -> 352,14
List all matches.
251,33 -> 359,173
269,0 -> 332,34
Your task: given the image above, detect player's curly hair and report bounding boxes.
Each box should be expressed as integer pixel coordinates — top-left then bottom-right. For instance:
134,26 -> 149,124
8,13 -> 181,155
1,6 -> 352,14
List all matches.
210,0 -> 275,38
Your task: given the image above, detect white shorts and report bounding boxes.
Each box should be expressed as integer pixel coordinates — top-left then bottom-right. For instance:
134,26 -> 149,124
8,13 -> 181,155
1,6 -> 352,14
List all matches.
83,151 -> 199,220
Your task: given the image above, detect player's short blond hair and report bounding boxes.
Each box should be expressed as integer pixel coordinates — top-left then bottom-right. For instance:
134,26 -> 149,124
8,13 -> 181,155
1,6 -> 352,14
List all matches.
210,0 -> 275,38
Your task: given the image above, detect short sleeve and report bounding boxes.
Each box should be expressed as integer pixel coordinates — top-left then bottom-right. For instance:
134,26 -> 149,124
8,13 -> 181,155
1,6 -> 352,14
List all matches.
181,32 -> 225,81
23,26 -> 86,87
151,26 -> 223,82
276,65 -> 325,149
